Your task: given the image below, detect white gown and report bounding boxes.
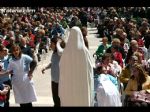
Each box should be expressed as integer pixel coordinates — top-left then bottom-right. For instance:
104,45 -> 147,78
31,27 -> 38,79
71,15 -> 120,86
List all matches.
7,54 -> 37,104
59,26 -> 94,106
96,74 -> 122,107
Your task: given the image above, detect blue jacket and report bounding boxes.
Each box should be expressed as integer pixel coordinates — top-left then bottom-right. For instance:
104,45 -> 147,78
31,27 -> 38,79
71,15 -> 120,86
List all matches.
0,55 -> 12,84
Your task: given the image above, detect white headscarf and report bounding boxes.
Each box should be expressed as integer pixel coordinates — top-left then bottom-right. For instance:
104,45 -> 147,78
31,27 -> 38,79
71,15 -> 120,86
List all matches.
59,26 -> 94,106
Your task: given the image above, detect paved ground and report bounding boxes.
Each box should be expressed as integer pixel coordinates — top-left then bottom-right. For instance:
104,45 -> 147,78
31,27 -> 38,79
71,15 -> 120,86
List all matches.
9,27 -> 101,107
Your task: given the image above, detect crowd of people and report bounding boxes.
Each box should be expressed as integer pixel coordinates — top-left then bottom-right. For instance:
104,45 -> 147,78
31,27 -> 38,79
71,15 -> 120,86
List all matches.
0,7 -> 150,107
94,7 -> 150,107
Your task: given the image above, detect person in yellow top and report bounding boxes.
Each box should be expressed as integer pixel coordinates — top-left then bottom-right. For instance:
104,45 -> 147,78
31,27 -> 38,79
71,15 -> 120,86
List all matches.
119,55 -> 138,89
125,63 -> 150,107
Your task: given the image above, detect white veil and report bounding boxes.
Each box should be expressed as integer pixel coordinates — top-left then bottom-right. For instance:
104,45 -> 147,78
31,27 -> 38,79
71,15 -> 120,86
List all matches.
59,26 -> 94,106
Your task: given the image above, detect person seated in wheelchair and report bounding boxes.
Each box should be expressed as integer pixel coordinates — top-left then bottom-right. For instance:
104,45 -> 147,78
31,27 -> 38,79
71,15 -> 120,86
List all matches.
96,65 -> 122,106
125,63 -> 150,107
94,53 -> 121,93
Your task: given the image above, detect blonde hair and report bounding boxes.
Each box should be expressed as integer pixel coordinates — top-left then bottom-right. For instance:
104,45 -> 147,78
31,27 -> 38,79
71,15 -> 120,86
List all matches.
132,63 -> 148,85
38,29 -> 45,35
130,40 -> 138,47
102,37 -> 108,42
133,52 -> 142,64
115,28 -> 123,35
112,38 -> 121,45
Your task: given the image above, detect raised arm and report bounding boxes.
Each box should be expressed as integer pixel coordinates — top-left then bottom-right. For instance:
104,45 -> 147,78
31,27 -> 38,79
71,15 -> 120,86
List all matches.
56,39 -> 64,56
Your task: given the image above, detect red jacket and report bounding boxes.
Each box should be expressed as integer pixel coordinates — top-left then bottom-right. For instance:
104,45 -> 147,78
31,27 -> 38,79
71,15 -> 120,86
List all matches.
113,51 -> 123,68
28,34 -> 36,48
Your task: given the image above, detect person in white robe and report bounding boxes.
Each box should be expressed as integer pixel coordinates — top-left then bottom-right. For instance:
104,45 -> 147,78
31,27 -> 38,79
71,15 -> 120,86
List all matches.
59,26 -> 94,106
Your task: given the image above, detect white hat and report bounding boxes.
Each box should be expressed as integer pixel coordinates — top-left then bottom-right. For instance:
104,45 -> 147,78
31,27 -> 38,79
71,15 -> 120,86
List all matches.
114,17 -> 118,21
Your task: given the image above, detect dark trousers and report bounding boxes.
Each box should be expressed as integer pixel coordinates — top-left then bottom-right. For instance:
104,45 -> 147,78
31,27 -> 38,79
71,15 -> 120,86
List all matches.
3,79 -> 11,107
20,103 -> 32,107
52,81 -> 60,107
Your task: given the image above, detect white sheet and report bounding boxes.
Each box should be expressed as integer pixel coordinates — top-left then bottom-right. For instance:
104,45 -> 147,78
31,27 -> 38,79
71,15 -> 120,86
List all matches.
96,74 -> 122,107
